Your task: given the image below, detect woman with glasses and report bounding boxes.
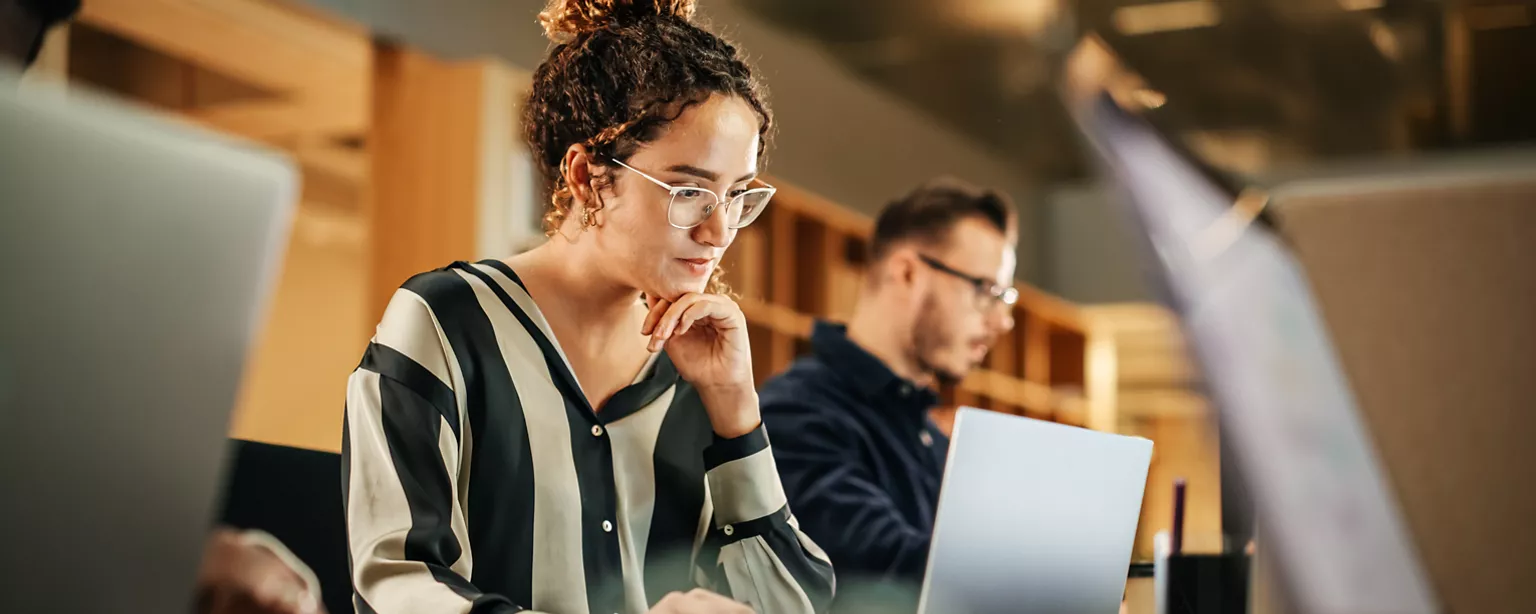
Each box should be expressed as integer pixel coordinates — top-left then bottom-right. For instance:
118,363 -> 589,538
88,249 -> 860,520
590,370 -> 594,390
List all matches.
341,1 -> 832,613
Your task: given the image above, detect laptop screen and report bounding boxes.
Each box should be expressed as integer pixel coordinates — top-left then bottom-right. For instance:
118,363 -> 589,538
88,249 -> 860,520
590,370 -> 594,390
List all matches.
1067,57 -> 1439,614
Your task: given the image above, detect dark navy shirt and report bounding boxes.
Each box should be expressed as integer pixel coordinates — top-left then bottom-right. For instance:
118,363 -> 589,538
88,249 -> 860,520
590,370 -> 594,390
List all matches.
759,321 -> 949,592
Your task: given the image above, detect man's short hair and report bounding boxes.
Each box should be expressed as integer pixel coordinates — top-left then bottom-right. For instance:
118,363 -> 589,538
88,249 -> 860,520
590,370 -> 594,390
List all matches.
868,177 -> 1016,262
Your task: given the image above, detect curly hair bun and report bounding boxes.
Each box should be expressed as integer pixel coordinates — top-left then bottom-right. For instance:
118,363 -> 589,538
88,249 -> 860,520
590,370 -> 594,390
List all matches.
537,0 -> 699,42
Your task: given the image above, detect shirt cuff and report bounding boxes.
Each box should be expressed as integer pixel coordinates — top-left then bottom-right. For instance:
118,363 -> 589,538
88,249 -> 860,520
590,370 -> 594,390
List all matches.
238,529 -> 324,611
704,424 -> 789,527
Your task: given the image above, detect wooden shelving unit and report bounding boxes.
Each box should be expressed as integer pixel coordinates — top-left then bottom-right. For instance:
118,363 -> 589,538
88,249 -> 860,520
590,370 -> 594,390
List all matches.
724,181 -> 1104,434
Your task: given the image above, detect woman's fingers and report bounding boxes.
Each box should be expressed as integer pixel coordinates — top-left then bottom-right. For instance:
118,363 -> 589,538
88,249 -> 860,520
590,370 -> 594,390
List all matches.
675,299 -> 727,337
647,294 -> 716,352
643,293 -> 745,351
685,588 -> 754,613
641,296 -> 671,336
647,296 -> 693,352
658,301 -> 696,349
649,588 -> 750,614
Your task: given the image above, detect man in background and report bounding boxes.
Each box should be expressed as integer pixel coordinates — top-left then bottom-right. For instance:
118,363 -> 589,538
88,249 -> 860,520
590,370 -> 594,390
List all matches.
3,3 -> 323,612
759,178 -> 1020,607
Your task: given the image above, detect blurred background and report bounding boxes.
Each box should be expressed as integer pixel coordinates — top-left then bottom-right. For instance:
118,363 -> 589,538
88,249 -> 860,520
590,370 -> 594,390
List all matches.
18,0 -> 1532,601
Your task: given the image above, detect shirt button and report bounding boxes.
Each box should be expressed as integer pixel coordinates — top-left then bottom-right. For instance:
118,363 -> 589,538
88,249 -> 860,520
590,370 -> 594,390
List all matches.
602,520 -> 613,532
898,383 -> 913,397
920,431 -> 934,447
722,524 -> 735,536
591,424 -> 604,437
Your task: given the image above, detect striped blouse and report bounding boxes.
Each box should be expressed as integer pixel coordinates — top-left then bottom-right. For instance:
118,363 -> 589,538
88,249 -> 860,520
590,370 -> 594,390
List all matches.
342,260 -> 835,614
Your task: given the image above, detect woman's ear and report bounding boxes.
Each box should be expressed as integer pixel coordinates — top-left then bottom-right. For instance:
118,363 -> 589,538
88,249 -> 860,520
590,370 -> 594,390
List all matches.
561,144 -> 596,208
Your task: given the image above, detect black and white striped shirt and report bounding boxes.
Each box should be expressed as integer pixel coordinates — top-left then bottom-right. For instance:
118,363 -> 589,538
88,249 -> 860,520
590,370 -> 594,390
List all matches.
343,260 -> 835,614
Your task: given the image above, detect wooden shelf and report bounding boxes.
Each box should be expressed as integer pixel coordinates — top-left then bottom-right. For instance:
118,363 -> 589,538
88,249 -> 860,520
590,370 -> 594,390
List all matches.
739,298 -> 813,339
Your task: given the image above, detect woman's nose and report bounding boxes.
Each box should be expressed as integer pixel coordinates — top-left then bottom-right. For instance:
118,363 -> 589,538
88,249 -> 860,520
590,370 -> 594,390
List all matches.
692,201 -> 732,247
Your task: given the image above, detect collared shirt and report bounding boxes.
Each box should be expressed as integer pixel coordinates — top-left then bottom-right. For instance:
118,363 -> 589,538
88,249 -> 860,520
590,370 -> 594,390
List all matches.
759,321 -> 948,590
343,260 -> 834,614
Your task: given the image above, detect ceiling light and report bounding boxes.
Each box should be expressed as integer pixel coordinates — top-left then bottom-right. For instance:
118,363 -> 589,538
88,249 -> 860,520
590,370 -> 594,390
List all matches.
1112,1 -> 1221,36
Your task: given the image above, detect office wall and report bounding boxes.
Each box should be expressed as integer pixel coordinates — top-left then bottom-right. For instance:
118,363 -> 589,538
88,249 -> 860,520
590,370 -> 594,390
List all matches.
1041,182 -> 1152,303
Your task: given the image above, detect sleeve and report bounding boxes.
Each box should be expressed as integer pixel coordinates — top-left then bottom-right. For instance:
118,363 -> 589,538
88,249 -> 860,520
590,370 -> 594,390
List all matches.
343,289 -> 533,614
760,402 -> 932,582
696,425 -> 837,614
238,529 -> 324,612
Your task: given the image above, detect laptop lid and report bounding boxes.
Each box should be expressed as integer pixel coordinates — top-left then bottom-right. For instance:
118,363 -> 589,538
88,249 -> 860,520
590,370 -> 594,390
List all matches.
918,408 -> 1153,614
1061,36 -> 1438,614
0,67 -> 296,613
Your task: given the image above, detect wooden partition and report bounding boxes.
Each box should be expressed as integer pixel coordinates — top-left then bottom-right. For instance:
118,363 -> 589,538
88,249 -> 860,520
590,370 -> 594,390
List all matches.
1270,165 -> 1536,614
724,183 -> 1105,434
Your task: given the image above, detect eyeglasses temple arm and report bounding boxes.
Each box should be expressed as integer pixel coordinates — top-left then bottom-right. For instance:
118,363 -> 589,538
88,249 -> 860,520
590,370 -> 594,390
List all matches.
608,157 -> 675,191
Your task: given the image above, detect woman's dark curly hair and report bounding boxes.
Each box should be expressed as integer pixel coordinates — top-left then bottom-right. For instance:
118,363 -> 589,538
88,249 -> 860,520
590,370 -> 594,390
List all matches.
524,0 -> 774,261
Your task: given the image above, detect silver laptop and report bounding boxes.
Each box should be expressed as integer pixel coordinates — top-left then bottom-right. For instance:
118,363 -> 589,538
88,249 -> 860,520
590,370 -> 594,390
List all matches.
0,67 -> 296,613
917,408 -> 1153,614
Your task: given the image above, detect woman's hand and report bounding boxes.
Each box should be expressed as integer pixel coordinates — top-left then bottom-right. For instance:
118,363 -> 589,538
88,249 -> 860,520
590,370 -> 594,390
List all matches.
647,589 -> 754,614
195,529 -> 324,614
643,293 -> 759,439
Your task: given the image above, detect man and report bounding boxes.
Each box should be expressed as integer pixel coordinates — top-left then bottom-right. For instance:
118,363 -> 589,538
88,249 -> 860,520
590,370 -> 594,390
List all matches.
3,3 -> 323,612
760,178 -> 1019,607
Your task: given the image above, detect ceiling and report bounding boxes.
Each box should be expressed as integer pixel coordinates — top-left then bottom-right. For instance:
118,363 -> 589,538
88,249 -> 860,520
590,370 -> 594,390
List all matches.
734,0 -> 1536,184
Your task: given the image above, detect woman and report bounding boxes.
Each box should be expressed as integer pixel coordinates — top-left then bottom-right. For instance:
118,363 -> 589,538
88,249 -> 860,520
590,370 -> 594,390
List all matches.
342,1 -> 834,613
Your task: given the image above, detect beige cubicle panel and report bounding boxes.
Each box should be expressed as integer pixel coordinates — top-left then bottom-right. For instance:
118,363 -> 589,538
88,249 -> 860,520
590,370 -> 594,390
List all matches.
1268,154 -> 1536,614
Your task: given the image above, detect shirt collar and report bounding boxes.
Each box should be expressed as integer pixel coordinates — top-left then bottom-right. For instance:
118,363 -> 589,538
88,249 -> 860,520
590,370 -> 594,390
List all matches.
811,320 -> 939,411
600,351 -> 679,424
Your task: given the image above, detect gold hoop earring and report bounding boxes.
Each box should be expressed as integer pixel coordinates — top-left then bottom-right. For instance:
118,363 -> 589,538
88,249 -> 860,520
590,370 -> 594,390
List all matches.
581,208 -> 596,229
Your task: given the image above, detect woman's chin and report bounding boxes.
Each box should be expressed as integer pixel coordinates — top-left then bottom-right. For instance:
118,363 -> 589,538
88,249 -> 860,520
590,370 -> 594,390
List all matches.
648,278 -> 709,301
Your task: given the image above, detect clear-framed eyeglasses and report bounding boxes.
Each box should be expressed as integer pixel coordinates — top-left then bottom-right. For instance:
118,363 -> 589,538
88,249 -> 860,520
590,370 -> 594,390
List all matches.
606,156 -> 776,229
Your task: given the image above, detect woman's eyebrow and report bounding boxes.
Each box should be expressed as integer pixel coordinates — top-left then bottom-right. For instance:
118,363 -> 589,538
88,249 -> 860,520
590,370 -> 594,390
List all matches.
664,164 -> 757,183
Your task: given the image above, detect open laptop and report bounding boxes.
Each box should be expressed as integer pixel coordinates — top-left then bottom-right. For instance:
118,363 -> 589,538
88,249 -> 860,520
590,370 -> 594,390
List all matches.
917,408 -> 1154,614
0,67 -> 296,612
1061,36 -> 1440,614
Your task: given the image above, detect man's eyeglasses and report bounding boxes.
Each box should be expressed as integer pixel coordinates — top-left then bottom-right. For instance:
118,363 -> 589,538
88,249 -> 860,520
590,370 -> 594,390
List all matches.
918,254 -> 1019,310
606,157 -> 776,230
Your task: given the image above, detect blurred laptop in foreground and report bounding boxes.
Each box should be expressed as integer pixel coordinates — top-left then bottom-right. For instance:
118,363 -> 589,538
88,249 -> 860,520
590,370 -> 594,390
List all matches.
1062,34 -> 1536,614
0,59 -> 307,612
